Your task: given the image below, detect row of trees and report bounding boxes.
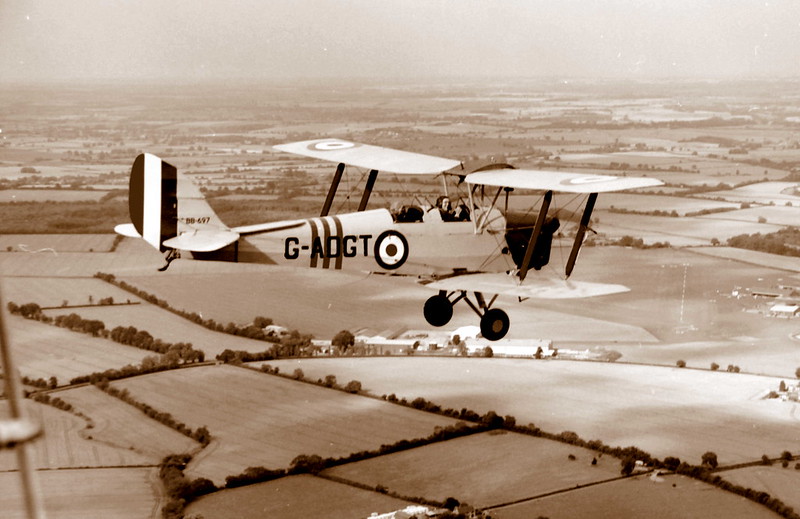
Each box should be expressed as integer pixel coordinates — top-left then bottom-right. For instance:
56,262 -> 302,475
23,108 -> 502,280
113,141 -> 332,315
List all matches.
160,454 -> 217,519
8,302 -> 207,382
727,228 -> 800,258
94,379 -> 212,447
94,272 -> 283,344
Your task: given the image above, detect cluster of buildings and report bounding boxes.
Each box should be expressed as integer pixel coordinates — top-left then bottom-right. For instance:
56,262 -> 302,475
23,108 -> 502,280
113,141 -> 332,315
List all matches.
308,326 -> 621,362
732,284 -> 800,318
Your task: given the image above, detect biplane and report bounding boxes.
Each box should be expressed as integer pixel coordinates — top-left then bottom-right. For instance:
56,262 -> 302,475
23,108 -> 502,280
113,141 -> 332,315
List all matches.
116,139 -> 662,340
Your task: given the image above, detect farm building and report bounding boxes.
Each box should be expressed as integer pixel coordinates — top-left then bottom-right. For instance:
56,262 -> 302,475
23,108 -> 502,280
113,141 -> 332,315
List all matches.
263,324 -> 289,337
751,287 -> 784,298
769,303 -> 799,317
361,338 -> 419,355
463,338 -> 554,357
369,505 -> 442,518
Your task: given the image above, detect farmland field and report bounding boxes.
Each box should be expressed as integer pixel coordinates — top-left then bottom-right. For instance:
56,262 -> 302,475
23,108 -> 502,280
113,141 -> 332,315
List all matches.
2,276 -> 134,308
0,248 -> 159,277
0,400 -> 151,471
324,430 -> 621,508
46,302 -> 271,357
0,189 -> 110,202
595,211 -> 782,245
698,205 -> 800,227
186,474 -> 413,519
490,474 -> 778,519
1,467 -> 160,519
117,245 -> 800,373
119,257 -> 657,343
595,193 -> 739,215
721,465 -> 800,512
265,357 -> 798,466
699,182 -> 800,205
111,365 -> 460,484
0,234 -> 117,253
689,246 -> 800,272
525,247 -> 800,366
5,315 -> 151,381
56,385 -> 199,461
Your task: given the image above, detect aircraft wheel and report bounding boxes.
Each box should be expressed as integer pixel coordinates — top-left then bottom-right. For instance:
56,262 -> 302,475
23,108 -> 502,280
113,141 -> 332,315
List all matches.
480,308 -> 510,341
423,295 -> 453,327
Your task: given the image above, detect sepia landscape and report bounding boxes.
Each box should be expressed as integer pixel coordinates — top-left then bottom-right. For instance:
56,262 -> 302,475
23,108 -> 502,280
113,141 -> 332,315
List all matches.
2,77 -> 800,519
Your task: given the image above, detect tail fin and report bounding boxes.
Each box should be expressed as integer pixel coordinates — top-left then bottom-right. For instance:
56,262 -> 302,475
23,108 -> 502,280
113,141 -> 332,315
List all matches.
116,153 -> 238,252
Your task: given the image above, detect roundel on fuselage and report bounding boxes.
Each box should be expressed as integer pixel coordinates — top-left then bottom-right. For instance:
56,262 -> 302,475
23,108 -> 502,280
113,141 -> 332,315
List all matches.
373,230 -> 409,270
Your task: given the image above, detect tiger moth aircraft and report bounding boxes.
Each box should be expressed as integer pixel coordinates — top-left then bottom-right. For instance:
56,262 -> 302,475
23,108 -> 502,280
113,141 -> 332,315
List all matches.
115,138 -> 663,341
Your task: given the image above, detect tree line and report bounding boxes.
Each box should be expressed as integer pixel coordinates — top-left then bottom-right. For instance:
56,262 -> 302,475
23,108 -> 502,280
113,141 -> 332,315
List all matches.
7,301 -> 206,386
94,272 -> 283,344
727,228 -> 800,258
94,379 -> 212,447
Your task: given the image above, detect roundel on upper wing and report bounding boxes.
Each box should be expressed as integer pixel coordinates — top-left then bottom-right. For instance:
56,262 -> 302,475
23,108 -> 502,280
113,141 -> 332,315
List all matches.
308,139 -> 359,151
374,230 -> 409,270
563,175 -> 610,185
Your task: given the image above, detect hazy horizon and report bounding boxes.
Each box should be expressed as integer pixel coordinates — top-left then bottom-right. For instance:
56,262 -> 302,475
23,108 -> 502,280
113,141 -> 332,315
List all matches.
2,0 -> 800,85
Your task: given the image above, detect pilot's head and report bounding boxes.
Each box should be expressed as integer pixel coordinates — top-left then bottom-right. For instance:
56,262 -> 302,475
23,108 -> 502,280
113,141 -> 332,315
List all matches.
436,196 -> 451,211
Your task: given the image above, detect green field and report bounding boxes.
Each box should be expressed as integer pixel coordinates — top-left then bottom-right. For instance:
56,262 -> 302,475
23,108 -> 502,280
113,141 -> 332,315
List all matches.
324,430 -> 621,508
699,205 -> 800,227
596,211 -> 782,245
5,315 -> 150,382
721,465 -> 800,513
266,357 -> 796,467
2,276 -> 132,308
689,246 -> 800,272
0,189 -> 110,202
111,365 -> 460,484
0,401 -> 151,471
595,193 -> 739,215
46,302 -> 270,357
700,182 -> 800,205
120,258 -> 657,343
0,234 -> 117,253
186,474 -> 414,519
57,385 -> 198,461
0,246 -> 160,277
490,474 -> 778,519
0,467 -> 160,519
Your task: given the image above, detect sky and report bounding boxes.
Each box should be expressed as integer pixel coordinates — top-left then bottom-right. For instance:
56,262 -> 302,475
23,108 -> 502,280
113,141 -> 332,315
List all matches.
1,0 -> 799,83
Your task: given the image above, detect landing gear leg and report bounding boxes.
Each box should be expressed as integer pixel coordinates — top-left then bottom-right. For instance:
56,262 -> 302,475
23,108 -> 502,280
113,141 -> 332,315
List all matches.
423,291 -> 453,327
158,249 -> 180,272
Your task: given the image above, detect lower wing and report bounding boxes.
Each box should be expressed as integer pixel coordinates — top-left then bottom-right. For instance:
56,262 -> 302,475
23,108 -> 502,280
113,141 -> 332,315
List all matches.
423,272 -> 629,299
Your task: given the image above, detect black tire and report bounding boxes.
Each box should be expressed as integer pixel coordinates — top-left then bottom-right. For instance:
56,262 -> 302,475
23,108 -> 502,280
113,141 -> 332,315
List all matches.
480,308 -> 510,341
423,295 -> 453,327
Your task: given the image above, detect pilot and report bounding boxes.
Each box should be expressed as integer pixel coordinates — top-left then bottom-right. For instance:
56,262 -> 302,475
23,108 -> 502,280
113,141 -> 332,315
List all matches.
435,196 -> 456,222
453,202 -> 470,221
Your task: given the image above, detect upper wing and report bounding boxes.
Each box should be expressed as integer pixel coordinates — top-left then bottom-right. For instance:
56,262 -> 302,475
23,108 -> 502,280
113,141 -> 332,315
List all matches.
424,272 -> 629,299
466,169 -> 663,193
274,138 -> 461,174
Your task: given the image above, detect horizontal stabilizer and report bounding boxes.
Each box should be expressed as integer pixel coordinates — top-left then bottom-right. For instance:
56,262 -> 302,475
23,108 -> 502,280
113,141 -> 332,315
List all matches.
425,272 -> 629,299
162,230 -> 240,252
466,169 -> 663,193
114,223 -> 141,238
274,138 -> 461,174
